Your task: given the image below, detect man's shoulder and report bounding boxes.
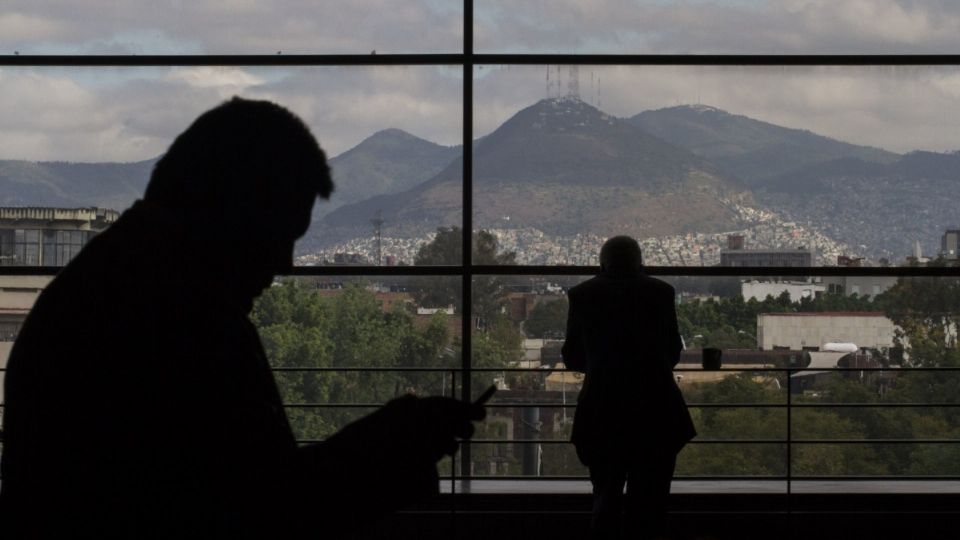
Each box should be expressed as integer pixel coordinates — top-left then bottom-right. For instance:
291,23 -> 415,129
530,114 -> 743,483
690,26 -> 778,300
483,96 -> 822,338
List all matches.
567,276 -> 602,297
570,274 -> 674,295
638,275 -> 675,295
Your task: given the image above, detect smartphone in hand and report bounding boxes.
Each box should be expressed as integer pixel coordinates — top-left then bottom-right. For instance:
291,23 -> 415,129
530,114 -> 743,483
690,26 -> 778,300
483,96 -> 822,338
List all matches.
474,384 -> 497,407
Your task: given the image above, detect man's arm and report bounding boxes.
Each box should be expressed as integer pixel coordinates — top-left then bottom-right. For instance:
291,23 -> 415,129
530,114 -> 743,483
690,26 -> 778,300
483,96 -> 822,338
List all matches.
663,285 -> 683,368
250,395 -> 483,539
561,292 -> 587,372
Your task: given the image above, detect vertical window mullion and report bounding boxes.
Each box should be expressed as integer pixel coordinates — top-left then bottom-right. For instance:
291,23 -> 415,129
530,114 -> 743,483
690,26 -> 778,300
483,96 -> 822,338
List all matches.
460,0 -> 474,481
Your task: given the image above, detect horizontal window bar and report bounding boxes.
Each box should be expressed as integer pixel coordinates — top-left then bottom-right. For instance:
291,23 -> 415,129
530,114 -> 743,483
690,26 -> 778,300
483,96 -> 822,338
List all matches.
272,402 -> 960,409
269,366 -> 460,372
782,403 -> 960,408
479,54 -> 960,66
2,265 -> 957,278
674,368 -> 960,373
283,403 -> 380,408
3,54 -> 960,67
0,54 -> 466,67
4,401 -> 960,409
463,439 -> 960,445
450,475 -> 789,481
471,265 -> 960,278
3,366 -> 960,374
448,475 -> 960,481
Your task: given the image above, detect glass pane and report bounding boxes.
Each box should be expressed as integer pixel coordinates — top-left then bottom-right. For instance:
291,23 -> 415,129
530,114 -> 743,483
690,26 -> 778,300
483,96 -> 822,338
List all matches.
3,1 -> 462,54
474,65 -> 960,266
0,66 -> 463,266
471,274 -> 959,487
476,1 -> 960,54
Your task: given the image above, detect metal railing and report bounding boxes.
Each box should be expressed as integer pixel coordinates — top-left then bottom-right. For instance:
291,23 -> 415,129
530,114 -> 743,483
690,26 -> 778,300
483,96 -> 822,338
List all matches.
250,364 -> 960,496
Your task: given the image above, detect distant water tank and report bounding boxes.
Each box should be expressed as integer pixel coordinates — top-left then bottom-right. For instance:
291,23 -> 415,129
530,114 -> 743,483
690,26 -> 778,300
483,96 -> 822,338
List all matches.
823,342 -> 859,353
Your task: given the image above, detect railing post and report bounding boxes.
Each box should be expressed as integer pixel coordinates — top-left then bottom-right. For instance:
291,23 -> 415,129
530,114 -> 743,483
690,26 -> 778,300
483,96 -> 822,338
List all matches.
451,367 -> 458,493
786,367 -> 792,518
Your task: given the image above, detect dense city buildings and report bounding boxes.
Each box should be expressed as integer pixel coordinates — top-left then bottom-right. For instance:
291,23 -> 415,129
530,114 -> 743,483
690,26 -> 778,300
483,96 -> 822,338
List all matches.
720,247 -> 812,267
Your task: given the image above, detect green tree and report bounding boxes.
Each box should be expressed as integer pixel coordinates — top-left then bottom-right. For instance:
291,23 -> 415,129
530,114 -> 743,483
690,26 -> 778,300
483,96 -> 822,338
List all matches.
677,376 -> 786,477
252,280 -> 337,440
523,297 -> 568,339
413,226 -> 516,324
252,279 -> 456,441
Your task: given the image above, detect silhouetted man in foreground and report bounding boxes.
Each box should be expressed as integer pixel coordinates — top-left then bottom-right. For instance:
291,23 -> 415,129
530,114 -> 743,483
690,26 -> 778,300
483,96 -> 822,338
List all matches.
0,98 -> 484,539
562,236 -> 696,540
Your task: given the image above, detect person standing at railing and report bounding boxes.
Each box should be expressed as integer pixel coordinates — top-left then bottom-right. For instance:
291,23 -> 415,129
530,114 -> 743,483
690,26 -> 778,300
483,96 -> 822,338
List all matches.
0,97 -> 485,540
562,236 -> 696,540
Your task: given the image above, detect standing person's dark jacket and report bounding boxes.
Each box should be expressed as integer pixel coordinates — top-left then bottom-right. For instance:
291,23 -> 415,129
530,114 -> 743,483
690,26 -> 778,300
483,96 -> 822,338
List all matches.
562,272 -> 696,466
0,201 -> 451,539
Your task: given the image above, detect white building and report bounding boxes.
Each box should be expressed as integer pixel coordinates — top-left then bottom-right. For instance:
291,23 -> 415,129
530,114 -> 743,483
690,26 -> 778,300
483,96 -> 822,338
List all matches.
741,280 -> 826,302
757,312 -> 898,351
0,275 -> 54,403
1,207 -> 117,403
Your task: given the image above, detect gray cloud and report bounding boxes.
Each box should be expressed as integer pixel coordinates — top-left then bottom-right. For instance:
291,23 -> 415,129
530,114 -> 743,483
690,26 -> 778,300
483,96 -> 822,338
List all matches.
0,65 -> 462,162
476,0 -> 960,54
1,1 -> 462,54
3,2 -> 960,162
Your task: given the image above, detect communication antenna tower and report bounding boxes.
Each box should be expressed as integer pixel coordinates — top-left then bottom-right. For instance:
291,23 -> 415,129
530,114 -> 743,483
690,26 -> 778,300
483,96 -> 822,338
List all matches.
597,76 -> 601,108
547,65 -> 561,99
545,66 -> 550,98
567,65 -> 580,100
590,71 -> 595,106
554,65 -> 563,98
371,209 -> 384,266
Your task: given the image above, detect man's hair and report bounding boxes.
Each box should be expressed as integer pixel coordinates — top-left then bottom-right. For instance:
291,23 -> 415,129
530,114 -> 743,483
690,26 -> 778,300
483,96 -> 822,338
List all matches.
145,97 -> 333,222
599,235 -> 643,273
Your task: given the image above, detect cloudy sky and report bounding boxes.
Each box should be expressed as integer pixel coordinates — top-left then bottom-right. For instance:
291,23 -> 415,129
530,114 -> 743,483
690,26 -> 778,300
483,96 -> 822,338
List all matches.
2,1 -> 960,162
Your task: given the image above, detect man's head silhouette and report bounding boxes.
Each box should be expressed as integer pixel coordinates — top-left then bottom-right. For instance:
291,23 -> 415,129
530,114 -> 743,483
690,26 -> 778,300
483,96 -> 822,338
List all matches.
599,235 -> 643,275
144,97 -> 333,307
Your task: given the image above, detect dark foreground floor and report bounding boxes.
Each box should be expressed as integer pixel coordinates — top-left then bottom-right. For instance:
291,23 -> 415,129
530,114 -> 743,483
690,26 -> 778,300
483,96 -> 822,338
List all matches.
347,490 -> 960,540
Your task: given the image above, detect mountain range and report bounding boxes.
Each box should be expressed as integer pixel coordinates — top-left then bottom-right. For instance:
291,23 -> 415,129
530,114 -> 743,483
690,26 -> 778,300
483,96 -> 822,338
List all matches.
0,158 -> 156,210
629,104 -> 899,187
2,98 -> 957,261
323,98 -> 749,241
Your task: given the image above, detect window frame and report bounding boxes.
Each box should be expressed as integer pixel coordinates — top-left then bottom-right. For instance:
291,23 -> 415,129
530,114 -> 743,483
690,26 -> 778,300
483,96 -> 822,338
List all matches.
1,0 -> 960,495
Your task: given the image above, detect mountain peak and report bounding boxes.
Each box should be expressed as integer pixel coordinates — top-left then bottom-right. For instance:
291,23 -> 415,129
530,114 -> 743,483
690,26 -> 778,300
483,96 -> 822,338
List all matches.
655,103 -> 727,115
497,96 -> 616,134
361,128 -> 422,144
687,104 -> 723,113
334,128 -> 449,161
533,96 -> 603,115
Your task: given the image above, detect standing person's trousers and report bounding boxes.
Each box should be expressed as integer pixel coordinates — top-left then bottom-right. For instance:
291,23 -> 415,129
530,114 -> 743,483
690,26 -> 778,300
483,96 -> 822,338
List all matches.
588,449 -> 677,540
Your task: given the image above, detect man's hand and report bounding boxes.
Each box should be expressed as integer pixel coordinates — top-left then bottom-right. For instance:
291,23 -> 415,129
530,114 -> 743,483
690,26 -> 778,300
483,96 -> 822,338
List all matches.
379,394 -> 486,463
322,394 -> 486,467
411,395 -> 487,461
308,394 -> 487,510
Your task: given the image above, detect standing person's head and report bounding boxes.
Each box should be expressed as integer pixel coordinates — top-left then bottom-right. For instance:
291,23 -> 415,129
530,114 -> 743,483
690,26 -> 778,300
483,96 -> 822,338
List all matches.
599,236 -> 643,276
144,97 -> 333,305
